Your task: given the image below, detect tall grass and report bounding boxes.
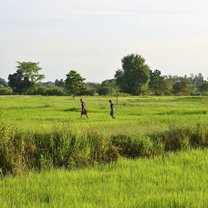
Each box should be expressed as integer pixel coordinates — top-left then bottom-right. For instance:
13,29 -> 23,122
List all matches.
0,121 -> 118,175
1,118 -> 208,175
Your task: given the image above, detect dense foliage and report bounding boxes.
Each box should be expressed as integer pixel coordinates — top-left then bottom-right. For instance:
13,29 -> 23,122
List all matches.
1,56 -> 208,95
8,62 -> 45,94
64,70 -> 86,96
115,54 -> 150,95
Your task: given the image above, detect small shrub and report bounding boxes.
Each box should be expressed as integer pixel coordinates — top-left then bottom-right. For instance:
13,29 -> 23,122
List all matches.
0,86 -> 13,95
111,134 -> 136,158
189,123 -> 208,147
87,130 -> 118,165
151,128 -> 190,151
111,134 -> 160,158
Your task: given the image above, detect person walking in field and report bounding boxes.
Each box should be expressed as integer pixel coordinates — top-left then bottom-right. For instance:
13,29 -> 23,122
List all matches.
80,98 -> 88,118
109,99 -> 115,119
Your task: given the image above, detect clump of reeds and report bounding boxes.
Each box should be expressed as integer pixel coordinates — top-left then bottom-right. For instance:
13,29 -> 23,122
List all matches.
0,119 -> 208,175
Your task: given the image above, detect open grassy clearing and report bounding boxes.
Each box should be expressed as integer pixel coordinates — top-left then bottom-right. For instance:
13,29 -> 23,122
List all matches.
0,95 -> 208,134
0,149 -> 207,208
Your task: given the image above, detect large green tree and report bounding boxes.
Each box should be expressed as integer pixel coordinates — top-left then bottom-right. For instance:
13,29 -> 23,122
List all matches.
16,61 -> 45,83
115,54 -> 150,95
8,62 -> 45,94
64,70 -> 86,96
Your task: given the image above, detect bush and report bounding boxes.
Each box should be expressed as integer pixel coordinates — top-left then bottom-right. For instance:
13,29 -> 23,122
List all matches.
150,123 -> 208,151
97,86 -> 116,96
111,134 -> 163,158
27,84 -> 47,95
189,123 -> 208,147
28,85 -> 65,96
151,128 -> 190,151
0,86 -> 13,95
46,86 -> 65,96
0,122 -> 118,175
79,89 -> 97,96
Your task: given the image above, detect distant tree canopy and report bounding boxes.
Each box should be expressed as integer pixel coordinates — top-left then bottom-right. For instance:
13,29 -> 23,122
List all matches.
148,70 -> 173,95
8,62 -> 45,94
79,82 -> 99,96
173,77 -> 194,96
27,84 -> 65,96
0,80 -> 13,95
2,58 -> 208,96
0,78 -> 7,87
16,61 -> 45,83
198,82 -> 208,94
115,54 -> 150,95
55,79 -> 65,88
97,79 -> 117,95
65,70 -> 86,96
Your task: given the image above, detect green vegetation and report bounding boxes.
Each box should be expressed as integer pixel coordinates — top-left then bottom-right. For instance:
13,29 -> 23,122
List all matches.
1,54 -> 208,96
0,96 -> 208,207
0,96 -> 208,174
115,54 -> 150,95
1,95 -> 208,131
65,70 -> 86,96
8,62 -> 45,94
0,106 -> 208,175
0,149 -> 208,207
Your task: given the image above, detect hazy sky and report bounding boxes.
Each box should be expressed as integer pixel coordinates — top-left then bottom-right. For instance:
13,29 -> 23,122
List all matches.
1,0 -> 208,82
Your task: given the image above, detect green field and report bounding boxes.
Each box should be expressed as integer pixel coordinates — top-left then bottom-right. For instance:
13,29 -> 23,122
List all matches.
0,96 -> 208,207
1,95 -> 208,132
0,149 -> 207,208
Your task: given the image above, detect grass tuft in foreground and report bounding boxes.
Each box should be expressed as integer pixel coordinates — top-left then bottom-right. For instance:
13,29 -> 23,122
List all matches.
0,149 -> 207,207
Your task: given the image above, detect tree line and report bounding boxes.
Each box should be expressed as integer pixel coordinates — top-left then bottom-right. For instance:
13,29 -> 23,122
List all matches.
1,53 -> 208,96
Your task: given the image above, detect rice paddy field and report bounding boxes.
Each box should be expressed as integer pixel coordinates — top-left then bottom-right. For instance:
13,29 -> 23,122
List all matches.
0,95 -> 208,207
1,95 -> 208,133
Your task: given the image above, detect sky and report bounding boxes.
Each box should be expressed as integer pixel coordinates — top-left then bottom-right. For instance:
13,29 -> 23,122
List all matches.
1,0 -> 208,83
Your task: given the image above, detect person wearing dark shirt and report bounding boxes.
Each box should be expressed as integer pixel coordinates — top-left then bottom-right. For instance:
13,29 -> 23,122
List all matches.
80,98 -> 88,118
109,99 -> 115,119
